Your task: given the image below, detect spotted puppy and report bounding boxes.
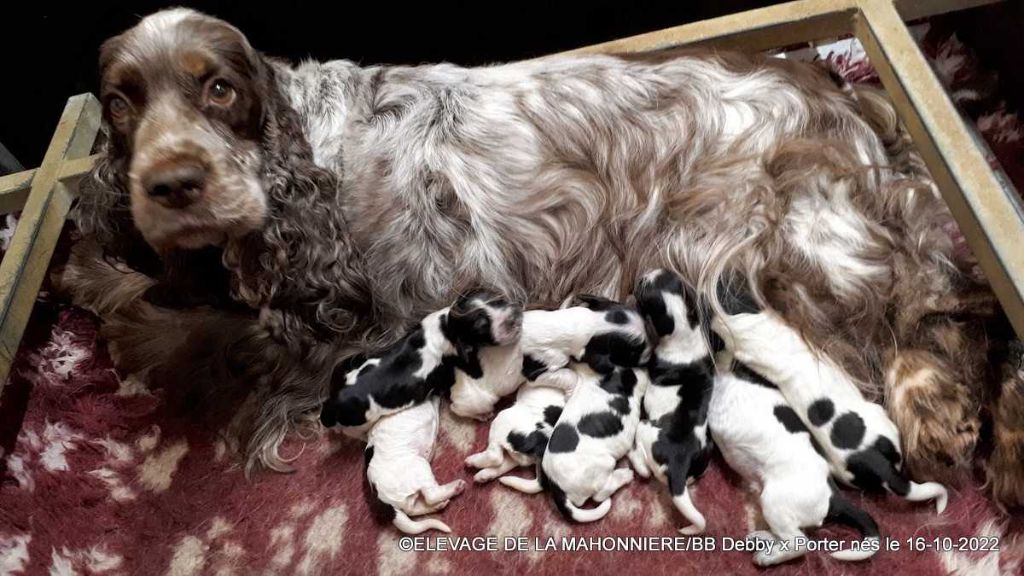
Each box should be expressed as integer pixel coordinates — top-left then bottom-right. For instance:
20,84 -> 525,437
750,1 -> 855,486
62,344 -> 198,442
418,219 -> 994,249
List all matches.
464,369 -> 575,482
710,355 -> 880,565
364,396 -> 466,534
519,295 -> 650,380
504,365 -> 650,523
451,294 -> 648,419
321,292 -> 519,434
447,292 -> 525,420
628,269 -> 715,535
713,308 -> 948,512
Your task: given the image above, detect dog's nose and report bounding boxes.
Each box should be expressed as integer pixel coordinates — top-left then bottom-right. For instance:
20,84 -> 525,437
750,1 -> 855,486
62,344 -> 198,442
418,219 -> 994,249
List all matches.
143,163 -> 207,208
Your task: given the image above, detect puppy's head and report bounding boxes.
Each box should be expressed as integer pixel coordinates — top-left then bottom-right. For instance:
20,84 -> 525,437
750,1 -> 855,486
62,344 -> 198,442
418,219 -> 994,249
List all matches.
320,357 -> 378,428
446,291 -> 524,349
635,269 -> 700,339
99,8 -> 270,251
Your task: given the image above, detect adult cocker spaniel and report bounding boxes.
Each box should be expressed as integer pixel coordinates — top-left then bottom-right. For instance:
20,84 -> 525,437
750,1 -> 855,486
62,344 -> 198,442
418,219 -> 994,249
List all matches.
64,8 -> 1022,507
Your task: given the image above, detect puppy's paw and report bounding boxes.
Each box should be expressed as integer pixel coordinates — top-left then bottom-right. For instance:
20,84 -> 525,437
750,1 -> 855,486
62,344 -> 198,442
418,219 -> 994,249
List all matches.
452,479 -> 468,495
885,350 -> 978,482
986,352 -> 1024,510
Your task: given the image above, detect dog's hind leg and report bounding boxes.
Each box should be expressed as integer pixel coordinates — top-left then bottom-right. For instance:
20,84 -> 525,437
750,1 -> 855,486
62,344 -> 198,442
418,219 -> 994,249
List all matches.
465,444 -> 505,469
474,457 -> 520,483
422,479 -> 467,506
667,457 -> 706,535
593,468 -> 634,502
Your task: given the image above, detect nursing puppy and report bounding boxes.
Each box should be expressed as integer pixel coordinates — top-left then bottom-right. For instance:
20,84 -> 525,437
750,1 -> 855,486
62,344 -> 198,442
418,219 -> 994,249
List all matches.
448,293 -> 525,420
713,309 -> 948,513
464,370 -> 573,482
710,357 -> 880,565
364,396 -> 466,534
504,365 -> 649,523
321,292 -> 520,433
628,269 -> 715,535
520,295 -> 650,380
452,294 -> 648,419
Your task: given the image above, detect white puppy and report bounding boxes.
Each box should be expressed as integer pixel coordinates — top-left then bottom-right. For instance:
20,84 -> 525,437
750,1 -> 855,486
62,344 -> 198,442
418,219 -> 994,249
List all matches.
364,396 -> 466,534
713,309 -> 947,512
710,355 -> 881,565
464,369 -> 576,482
504,365 -> 649,523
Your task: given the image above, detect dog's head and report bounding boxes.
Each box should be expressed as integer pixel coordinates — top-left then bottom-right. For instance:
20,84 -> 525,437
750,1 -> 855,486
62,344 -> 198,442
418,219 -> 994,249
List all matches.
98,8 -> 271,252
446,291 -> 523,351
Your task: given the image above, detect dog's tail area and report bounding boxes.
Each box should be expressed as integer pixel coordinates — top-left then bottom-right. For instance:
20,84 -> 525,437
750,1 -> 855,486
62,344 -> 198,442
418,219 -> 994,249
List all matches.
561,497 -> 611,523
499,475 -> 543,494
392,510 -> 451,534
826,481 -> 881,562
901,480 -> 949,514
538,468 -> 610,523
672,487 -> 707,535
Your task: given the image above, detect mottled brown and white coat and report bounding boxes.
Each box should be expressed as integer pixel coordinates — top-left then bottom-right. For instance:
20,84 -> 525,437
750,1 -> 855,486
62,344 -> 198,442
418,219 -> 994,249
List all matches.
70,8 -> 1014,503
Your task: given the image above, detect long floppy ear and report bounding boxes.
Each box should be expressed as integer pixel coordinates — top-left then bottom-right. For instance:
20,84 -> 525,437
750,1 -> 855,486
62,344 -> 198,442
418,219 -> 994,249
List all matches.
223,60 -> 375,345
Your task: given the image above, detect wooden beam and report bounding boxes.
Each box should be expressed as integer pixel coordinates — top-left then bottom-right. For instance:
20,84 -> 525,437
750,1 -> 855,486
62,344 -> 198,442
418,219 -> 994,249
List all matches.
557,0 -> 858,56
0,95 -> 100,389
0,154 -> 99,215
855,0 -> 1024,336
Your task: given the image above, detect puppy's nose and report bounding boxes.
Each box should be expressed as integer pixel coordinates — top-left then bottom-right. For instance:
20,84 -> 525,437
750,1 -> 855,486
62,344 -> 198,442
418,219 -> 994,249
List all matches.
143,163 -> 207,208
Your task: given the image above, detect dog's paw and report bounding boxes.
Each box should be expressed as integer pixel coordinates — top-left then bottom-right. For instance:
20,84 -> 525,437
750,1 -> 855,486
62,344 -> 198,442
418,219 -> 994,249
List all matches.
986,355 -> 1024,510
885,350 -> 978,482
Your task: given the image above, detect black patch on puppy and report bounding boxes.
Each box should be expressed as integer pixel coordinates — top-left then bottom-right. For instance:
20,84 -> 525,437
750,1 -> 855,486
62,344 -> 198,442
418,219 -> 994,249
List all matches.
362,445 -> 397,525
807,398 -> 835,426
648,355 -> 714,388
845,450 -> 892,493
578,411 -> 625,438
774,405 -> 808,433
581,333 -> 647,373
635,269 -> 698,336
717,279 -> 761,315
547,424 -> 580,453
732,362 -> 777,390
605,309 -> 630,325
608,396 -> 630,414
874,435 -> 901,465
508,430 -> 549,459
830,412 -> 867,450
598,368 -> 638,396
543,405 -> 563,427
522,354 -> 548,381
572,294 -> 618,311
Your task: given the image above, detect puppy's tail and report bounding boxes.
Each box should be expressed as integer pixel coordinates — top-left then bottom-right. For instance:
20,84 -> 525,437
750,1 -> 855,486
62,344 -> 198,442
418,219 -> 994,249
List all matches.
672,487 -> 707,535
826,481 -> 880,562
499,475 -> 544,494
539,468 -> 611,523
392,510 -> 451,534
900,480 -> 949,514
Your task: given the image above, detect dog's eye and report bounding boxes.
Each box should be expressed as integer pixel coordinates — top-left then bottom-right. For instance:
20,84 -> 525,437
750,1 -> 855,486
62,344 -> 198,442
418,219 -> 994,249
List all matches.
206,79 -> 236,106
107,96 -> 129,119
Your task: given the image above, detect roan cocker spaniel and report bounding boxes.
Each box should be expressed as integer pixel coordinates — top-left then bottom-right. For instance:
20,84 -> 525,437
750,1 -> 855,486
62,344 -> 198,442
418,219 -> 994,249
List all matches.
61,8 -> 1022,507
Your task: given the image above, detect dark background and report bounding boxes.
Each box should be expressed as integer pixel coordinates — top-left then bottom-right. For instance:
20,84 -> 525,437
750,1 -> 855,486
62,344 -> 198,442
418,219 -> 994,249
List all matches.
1,1 -> 1019,170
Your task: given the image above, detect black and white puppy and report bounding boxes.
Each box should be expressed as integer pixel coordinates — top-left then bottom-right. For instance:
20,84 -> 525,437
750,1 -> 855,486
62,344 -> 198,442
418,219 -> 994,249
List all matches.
447,292 -> 525,420
519,295 -> 651,380
503,365 -> 650,523
320,292 -> 520,435
710,354 -> 880,565
713,309 -> 948,513
364,396 -> 466,534
627,269 -> 715,535
452,293 -> 650,419
464,369 -> 573,482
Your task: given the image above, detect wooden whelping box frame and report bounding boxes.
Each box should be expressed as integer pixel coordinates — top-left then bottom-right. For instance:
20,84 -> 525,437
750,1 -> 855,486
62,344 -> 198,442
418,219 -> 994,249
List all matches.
0,0 -> 1020,397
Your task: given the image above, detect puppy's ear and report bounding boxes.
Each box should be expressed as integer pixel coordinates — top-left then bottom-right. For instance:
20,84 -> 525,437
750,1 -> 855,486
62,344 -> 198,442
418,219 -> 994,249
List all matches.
570,294 -> 618,311
319,401 -> 337,428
